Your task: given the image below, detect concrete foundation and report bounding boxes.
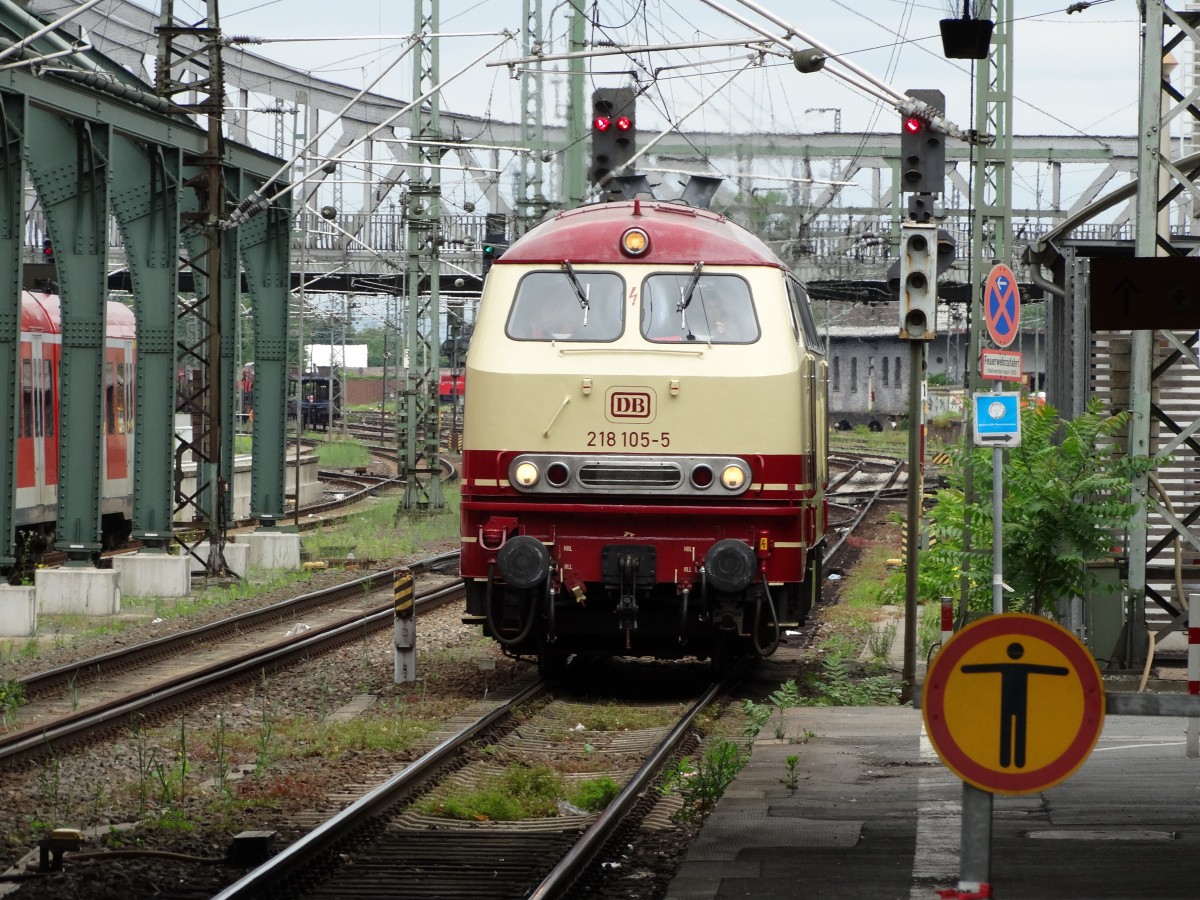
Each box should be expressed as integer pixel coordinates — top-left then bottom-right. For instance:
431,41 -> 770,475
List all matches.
246,531 -> 302,571
111,554 -> 191,598
0,585 -> 36,636
36,568 -> 121,616
188,542 -> 249,578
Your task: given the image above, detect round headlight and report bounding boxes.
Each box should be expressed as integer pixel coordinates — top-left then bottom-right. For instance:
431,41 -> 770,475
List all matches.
620,227 -> 650,257
720,464 -> 746,490
690,464 -> 714,489
514,461 -> 540,487
546,462 -> 571,487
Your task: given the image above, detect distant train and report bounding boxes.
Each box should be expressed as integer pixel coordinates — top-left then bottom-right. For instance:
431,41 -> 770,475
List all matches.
16,291 -> 136,553
459,198 -> 829,674
288,373 -> 342,429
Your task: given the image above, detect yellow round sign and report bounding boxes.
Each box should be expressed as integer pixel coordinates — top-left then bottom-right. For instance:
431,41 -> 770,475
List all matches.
923,613 -> 1105,795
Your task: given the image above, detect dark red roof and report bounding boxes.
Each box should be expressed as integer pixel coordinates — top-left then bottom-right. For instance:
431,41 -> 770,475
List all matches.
498,200 -> 785,268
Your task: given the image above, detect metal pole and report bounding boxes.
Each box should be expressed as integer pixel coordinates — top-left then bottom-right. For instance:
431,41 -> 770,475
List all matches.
902,339 -> 924,700
992,393 -> 1004,615
958,782 -> 993,894
393,568 -> 417,683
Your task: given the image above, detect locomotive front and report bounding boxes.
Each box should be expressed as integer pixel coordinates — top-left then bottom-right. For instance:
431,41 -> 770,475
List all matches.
460,201 -> 827,672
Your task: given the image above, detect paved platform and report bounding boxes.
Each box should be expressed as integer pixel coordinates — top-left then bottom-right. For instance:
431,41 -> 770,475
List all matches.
666,703 -> 1200,899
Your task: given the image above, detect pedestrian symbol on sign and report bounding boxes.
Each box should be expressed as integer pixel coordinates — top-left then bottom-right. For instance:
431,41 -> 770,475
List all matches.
960,641 -> 1069,769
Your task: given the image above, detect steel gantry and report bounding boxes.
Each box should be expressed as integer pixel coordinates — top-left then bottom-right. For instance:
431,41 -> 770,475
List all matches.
399,0 -> 445,514
1125,1 -> 1200,660
0,0 -> 288,575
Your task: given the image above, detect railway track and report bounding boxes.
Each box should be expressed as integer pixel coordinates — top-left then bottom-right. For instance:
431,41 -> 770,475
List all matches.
0,552 -> 463,769
0,454 -> 902,897
213,664 -> 732,900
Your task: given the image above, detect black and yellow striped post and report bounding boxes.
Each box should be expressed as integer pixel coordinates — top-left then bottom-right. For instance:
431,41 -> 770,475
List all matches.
394,567 -> 416,684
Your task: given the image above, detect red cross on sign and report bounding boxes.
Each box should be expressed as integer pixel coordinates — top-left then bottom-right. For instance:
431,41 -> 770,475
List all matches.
984,264 -> 1021,348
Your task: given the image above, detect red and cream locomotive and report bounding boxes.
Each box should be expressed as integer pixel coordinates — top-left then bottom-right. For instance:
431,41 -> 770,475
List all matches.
460,198 -> 828,673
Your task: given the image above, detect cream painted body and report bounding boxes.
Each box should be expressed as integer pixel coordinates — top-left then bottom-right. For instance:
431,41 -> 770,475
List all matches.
465,264 -> 825,463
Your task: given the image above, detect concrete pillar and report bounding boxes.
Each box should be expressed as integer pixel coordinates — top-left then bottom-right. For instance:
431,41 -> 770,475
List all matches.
36,568 -> 120,616
245,531 -> 301,570
111,553 -> 191,598
0,585 -> 36,635
189,542 -> 249,578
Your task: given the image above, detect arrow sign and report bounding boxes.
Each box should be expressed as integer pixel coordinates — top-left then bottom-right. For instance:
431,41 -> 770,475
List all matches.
984,264 -> 1021,348
973,392 -> 1021,448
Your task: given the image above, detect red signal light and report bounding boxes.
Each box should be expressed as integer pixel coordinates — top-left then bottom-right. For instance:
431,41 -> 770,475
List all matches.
615,115 -> 632,131
903,116 -> 923,135
41,238 -> 53,260
593,115 -> 612,132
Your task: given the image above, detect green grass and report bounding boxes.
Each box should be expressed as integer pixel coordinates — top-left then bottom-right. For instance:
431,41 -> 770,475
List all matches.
839,543 -> 900,609
302,484 -> 460,560
413,765 -> 620,821
546,701 -> 680,735
312,437 -> 371,468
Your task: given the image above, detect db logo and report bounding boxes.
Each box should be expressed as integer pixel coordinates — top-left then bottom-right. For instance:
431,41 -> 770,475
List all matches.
606,387 -> 656,422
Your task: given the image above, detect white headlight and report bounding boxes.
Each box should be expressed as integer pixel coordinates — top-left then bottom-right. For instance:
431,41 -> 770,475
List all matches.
514,461 -> 540,487
720,464 -> 746,490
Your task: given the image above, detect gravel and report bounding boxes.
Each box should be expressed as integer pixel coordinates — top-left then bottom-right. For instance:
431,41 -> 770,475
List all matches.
0,541 -> 533,899
0,502 -> 901,899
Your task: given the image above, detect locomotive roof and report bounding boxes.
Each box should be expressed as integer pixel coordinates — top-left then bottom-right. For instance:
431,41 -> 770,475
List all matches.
497,200 -> 786,268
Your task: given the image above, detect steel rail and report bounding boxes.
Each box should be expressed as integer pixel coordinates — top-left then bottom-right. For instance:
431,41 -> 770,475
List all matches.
16,551 -> 459,700
527,672 -> 732,899
822,456 -> 905,564
2,574 -> 463,768
211,679 -> 548,900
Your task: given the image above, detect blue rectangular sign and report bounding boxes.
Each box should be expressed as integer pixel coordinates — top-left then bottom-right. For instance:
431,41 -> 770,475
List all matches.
973,392 -> 1022,447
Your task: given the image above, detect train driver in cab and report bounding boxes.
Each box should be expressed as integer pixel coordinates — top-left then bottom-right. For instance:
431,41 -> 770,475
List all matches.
703,293 -> 756,343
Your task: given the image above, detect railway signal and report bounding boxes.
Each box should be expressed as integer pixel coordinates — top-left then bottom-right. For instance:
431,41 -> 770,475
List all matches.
482,213 -> 507,280
899,89 -> 945,195
898,222 -> 937,341
41,238 -> 53,261
589,87 -> 636,191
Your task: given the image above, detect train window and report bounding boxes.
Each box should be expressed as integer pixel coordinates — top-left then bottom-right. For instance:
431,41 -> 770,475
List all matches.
41,360 -> 53,438
124,363 -> 134,433
20,360 -> 32,438
641,273 -> 758,344
787,276 -> 823,354
105,362 -> 116,434
507,271 -> 624,342
115,363 -> 127,434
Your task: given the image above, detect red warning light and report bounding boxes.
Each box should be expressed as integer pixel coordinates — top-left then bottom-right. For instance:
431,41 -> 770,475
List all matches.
593,116 -> 612,132
615,115 -> 632,131
903,116 -> 923,135
41,238 -> 53,260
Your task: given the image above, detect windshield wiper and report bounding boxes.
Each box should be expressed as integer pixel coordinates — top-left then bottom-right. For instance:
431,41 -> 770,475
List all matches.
676,261 -> 704,312
561,260 -> 590,326
677,260 -> 704,337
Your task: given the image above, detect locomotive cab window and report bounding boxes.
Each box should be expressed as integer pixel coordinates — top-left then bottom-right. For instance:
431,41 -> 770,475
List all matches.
787,275 -> 823,354
640,273 -> 758,344
506,271 -> 624,342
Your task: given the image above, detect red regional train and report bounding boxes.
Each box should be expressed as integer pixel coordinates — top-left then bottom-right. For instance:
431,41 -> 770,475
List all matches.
15,291 -> 136,556
460,199 -> 829,674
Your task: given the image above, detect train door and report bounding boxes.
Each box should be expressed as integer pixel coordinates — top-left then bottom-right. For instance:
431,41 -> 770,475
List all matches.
15,334 -> 56,522
104,345 -> 132,486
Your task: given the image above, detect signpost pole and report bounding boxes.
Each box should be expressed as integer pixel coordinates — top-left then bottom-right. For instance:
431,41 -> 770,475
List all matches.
992,388 -> 1004,615
959,783 -> 993,896
902,339 -> 924,702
